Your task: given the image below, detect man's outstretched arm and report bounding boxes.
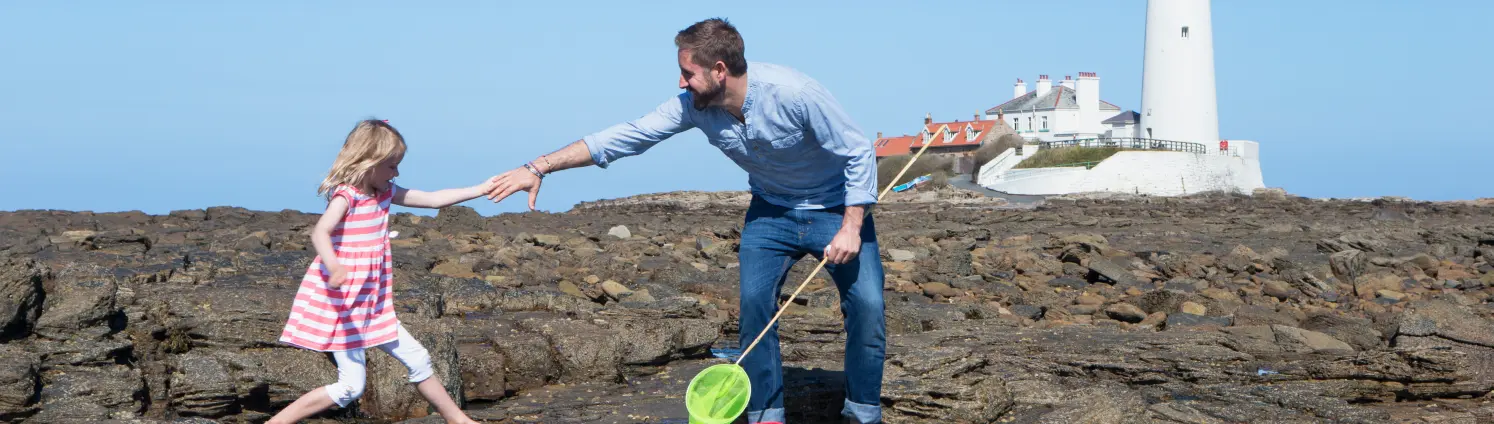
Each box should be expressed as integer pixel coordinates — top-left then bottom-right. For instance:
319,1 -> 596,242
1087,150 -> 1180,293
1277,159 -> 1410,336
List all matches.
484,93 -> 697,210
534,140 -> 597,174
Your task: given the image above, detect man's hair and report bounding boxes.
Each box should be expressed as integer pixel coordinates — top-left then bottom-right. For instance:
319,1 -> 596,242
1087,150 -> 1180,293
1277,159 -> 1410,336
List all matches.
675,18 -> 747,76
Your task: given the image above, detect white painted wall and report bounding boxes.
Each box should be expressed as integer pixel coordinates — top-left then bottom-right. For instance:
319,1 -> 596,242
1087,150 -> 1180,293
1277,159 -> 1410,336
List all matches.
1106,122 -> 1138,138
1006,109 -> 1102,142
1051,110 -> 1080,138
975,148 -> 1018,187
1010,109 -> 1059,140
975,143 -> 1043,186
985,167 -> 1091,194
982,140 -> 1263,196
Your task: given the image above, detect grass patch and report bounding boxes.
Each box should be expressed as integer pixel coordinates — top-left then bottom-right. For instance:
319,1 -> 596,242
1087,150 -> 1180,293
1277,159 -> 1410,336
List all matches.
1014,147 -> 1127,169
877,154 -> 954,193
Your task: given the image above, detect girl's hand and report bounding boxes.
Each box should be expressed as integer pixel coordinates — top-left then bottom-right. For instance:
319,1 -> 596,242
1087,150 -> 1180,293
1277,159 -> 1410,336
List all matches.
474,175 -> 500,197
485,166 -> 542,210
326,263 -> 349,289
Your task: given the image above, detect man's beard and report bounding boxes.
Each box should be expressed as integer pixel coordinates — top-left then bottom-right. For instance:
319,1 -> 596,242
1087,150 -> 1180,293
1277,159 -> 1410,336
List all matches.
690,80 -> 724,111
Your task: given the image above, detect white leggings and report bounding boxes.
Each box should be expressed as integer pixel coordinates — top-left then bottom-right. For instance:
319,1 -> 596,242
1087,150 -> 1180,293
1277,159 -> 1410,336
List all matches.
324,323 -> 436,407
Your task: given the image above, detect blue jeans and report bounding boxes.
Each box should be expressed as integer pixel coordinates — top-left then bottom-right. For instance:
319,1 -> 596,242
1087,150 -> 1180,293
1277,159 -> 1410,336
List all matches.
738,196 -> 886,424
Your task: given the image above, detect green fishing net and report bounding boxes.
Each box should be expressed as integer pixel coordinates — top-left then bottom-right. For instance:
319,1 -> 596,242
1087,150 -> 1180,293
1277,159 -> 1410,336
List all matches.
685,363 -> 751,424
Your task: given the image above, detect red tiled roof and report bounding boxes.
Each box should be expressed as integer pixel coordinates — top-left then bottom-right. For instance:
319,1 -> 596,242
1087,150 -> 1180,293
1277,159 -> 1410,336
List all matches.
912,119 -> 1000,148
874,135 -> 918,157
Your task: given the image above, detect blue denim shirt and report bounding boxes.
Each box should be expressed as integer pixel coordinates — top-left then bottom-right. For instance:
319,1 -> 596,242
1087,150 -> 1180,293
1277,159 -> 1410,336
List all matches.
582,62 -> 877,210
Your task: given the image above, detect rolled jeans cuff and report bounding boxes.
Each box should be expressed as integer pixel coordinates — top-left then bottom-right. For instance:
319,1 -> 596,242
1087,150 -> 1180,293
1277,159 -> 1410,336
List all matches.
745,407 -> 785,423
843,398 -> 882,423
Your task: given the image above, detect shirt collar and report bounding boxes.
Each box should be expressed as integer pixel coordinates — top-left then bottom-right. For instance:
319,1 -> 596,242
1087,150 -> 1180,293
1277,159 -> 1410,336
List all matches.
740,67 -> 758,120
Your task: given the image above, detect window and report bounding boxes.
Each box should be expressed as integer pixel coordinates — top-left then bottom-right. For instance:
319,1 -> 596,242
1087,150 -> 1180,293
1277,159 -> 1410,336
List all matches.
1182,26 -> 1189,38
1042,116 -> 1048,130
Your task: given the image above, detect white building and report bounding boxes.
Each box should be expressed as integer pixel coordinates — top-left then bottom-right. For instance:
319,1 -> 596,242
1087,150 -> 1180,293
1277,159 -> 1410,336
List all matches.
1102,111 -> 1140,139
977,0 -> 1264,197
984,73 -> 1136,142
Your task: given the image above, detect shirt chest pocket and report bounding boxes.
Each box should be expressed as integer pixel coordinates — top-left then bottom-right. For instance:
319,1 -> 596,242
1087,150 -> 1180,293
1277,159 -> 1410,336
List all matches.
752,130 -> 809,159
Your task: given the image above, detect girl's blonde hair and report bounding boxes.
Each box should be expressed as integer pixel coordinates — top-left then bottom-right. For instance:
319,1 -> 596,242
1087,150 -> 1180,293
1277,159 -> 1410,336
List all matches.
318,119 -> 407,200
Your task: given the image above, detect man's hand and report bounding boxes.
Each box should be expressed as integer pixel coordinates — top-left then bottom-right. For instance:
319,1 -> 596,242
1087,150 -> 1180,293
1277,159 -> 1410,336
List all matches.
326,263 -> 348,289
823,204 -> 868,265
823,228 -> 861,264
484,167 -> 542,210
483,141 -> 597,210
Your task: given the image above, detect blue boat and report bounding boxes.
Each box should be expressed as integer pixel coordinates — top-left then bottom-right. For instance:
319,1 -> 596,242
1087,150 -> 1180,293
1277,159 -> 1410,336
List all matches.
891,174 -> 932,192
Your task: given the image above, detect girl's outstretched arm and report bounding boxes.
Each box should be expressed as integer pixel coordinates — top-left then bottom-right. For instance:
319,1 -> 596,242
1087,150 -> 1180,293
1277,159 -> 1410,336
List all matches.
313,196 -> 351,287
393,177 -> 498,209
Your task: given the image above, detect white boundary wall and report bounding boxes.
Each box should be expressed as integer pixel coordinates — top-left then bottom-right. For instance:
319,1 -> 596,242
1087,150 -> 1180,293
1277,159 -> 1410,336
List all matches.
981,140 -> 1263,196
975,143 -> 1044,187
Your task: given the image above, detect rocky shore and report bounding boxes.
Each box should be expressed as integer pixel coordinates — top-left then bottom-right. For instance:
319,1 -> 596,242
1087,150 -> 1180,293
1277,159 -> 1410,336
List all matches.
2,188 -> 1493,423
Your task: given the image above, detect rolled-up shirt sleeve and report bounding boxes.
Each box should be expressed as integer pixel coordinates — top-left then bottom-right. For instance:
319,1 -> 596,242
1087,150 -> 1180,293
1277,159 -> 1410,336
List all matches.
582,93 -> 696,169
797,82 -> 878,206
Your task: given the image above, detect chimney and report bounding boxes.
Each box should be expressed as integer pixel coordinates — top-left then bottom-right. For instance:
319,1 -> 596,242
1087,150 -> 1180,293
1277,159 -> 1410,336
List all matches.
1012,78 -> 1027,99
1036,75 -> 1051,97
876,131 -> 883,140
924,112 -> 932,125
975,113 -> 981,122
1061,75 -> 1076,90
1077,72 -> 1100,134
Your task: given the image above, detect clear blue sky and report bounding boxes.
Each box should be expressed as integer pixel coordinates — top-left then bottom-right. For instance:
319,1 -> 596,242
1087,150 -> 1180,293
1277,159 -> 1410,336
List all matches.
2,1 -> 1490,216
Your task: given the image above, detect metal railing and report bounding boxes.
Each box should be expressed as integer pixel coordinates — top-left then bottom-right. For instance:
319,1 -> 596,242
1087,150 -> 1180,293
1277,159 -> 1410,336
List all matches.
1038,137 -> 1208,154
1044,161 -> 1101,169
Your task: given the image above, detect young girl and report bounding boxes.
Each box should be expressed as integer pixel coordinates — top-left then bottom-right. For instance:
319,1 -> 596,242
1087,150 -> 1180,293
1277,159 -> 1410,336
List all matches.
270,119 -> 489,424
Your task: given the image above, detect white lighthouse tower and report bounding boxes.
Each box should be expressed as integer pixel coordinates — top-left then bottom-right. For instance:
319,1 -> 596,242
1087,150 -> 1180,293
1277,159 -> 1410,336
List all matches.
1139,0 -> 1218,143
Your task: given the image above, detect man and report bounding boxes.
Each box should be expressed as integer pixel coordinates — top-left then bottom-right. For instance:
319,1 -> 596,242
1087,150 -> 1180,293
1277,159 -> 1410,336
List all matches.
483,18 -> 884,424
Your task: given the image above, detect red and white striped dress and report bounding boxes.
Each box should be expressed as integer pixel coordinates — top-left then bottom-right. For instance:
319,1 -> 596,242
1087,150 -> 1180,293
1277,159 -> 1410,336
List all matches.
280,184 -> 401,352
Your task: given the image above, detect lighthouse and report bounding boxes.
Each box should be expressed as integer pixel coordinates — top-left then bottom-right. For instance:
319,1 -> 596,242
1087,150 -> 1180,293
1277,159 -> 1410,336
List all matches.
1139,0 -> 1219,143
